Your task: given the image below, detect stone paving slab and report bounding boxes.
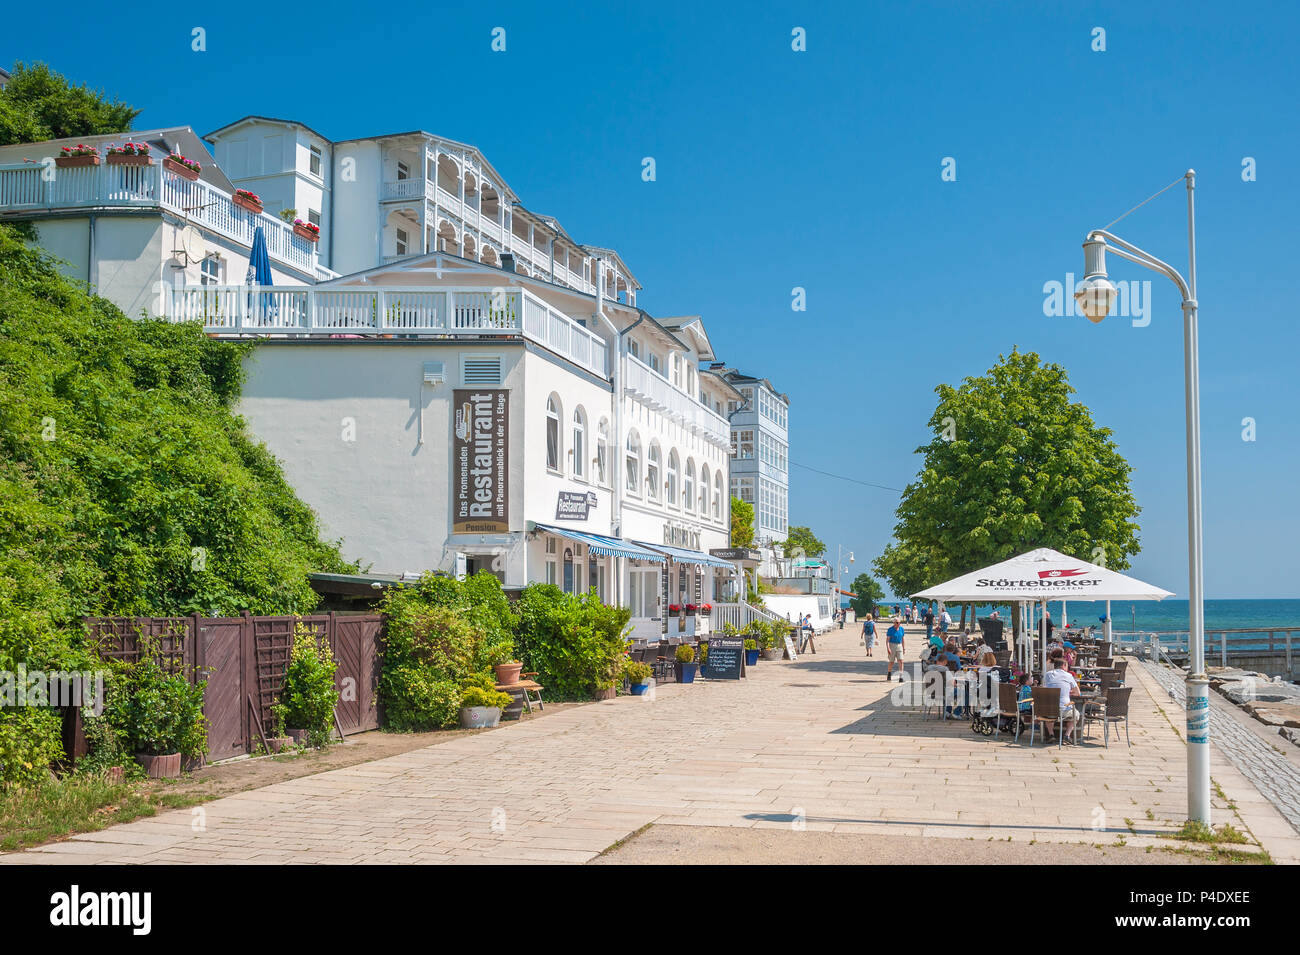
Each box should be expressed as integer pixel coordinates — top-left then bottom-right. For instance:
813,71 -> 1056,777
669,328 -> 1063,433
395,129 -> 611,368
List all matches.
2,625 -> 1294,864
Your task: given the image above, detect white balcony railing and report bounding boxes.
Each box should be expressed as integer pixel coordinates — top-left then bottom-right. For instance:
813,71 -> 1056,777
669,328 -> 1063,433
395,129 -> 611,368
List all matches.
623,354 -> 730,449
0,161 -> 337,280
165,284 -> 609,378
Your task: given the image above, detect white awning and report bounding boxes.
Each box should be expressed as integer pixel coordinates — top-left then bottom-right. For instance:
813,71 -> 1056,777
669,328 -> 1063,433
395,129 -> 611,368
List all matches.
911,547 -> 1174,602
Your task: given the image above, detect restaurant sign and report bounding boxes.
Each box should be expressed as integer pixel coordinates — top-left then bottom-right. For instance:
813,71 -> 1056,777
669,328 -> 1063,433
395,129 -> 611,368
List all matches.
709,547 -> 761,563
662,522 -> 701,550
555,491 -> 598,521
452,389 -> 509,533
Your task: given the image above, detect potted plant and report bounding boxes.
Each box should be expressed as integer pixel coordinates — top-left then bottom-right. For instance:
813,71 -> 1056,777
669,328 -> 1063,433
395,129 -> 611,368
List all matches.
684,603 -> 698,616
489,640 -> 524,686
266,703 -> 294,753
674,643 -> 698,684
668,604 -> 682,618
54,144 -> 100,168
163,152 -> 202,181
293,218 -> 321,242
699,603 -> 712,617
623,658 -> 653,696
105,142 -> 153,167
744,638 -> 760,667
459,685 -> 513,728
753,621 -> 779,660
233,189 -> 264,214
127,659 -> 207,779
279,623 -> 339,748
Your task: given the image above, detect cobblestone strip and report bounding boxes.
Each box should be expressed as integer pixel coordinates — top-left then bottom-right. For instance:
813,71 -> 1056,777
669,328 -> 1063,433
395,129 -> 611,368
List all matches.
1140,659 -> 1300,835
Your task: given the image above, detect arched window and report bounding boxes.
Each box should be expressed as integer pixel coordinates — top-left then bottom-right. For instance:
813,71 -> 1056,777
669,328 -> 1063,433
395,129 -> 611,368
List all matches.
596,418 -> 610,486
699,464 -> 710,516
667,450 -> 680,507
625,430 -> 641,494
572,406 -> 586,479
647,442 -> 661,501
714,471 -> 723,521
546,395 -> 561,472
684,459 -> 696,513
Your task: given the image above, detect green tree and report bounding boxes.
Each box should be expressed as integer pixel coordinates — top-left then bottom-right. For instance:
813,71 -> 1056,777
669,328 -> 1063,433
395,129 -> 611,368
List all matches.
848,573 -> 886,618
730,495 -> 755,547
780,525 -> 825,559
0,62 -> 139,145
874,349 -> 1140,599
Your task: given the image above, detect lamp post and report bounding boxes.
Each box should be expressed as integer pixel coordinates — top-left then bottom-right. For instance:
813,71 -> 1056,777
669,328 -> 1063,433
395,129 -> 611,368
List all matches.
1073,169 -> 1209,824
835,546 -> 854,620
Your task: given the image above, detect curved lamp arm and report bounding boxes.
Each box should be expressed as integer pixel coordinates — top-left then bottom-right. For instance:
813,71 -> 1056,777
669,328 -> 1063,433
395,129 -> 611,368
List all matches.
1087,229 -> 1192,304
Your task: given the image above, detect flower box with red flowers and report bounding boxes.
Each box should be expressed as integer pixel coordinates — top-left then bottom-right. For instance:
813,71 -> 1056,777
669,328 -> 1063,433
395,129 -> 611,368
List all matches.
105,142 -> 153,167
684,604 -> 698,615
699,604 -> 713,616
163,154 -> 202,181
293,219 -> 320,242
232,189 -> 263,214
668,604 -> 682,617
54,145 -> 100,168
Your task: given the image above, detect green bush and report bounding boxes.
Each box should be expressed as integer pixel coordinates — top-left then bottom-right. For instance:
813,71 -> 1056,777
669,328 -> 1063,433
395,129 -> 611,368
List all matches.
279,623 -> 338,747
675,644 -> 695,664
460,685 -> 512,710
622,659 -> 653,684
743,638 -> 757,650
76,666 -> 138,777
125,659 -> 207,760
513,585 -> 631,699
0,706 -> 63,788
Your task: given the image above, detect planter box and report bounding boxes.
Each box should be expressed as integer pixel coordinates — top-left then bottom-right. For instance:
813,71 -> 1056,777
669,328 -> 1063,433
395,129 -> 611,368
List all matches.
592,686 -> 617,701
136,752 -> 182,779
287,728 -> 310,746
675,662 -> 698,684
629,681 -> 652,696
163,157 -> 200,181
494,661 -> 524,685
760,648 -> 778,661
501,693 -> 525,721
107,153 -> 153,167
459,706 -> 501,729
293,223 -> 320,242
267,736 -> 292,753
55,155 -> 100,168
105,766 -> 125,785
233,194 -> 264,214
745,649 -> 761,666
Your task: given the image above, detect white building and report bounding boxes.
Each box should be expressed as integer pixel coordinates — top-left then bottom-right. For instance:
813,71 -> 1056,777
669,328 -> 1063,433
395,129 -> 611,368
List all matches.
0,122 -> 749,640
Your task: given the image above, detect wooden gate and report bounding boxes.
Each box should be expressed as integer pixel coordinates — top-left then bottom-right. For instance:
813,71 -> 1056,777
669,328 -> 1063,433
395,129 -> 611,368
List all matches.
83,612 -> 383,762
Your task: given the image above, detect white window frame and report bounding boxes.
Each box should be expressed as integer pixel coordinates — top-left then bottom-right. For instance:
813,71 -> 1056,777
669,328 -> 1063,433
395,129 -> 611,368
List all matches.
572,407 -> 586,480
546,395 -> 561,473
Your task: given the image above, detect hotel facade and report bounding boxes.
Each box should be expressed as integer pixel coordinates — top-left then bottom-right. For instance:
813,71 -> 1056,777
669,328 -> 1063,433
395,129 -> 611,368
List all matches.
0,117 -> 777,639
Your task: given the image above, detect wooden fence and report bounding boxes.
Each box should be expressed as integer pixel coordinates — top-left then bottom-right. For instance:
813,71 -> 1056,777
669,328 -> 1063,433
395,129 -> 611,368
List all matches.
80,612 -> 382,763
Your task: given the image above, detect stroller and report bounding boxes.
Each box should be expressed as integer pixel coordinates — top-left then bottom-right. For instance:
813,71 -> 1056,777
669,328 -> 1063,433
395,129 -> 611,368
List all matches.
969,669 -> 1015,736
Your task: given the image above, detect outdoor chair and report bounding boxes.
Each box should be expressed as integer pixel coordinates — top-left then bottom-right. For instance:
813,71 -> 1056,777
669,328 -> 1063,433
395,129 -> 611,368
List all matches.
1029,687 -> 1069,748
1112,660 -> 1129,683
1095,656 -> 1113,670
1102,686 -> 1133,747
995,682 -> 1029,742
919,666 -> 947,720
994,650 -> 1012,668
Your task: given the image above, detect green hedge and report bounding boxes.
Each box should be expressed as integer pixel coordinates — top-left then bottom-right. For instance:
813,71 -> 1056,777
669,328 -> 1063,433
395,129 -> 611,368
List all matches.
513,585 -> 631,700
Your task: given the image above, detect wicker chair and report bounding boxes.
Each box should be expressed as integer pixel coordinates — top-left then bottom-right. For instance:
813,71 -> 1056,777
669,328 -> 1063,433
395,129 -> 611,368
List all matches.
1102,686 -> 1133,747
995,681 -> 1030,742
1029,687 -> 1068,748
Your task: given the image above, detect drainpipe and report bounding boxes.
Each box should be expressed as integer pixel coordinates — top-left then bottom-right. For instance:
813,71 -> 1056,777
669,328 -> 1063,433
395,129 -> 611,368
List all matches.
590,259 -> 620,604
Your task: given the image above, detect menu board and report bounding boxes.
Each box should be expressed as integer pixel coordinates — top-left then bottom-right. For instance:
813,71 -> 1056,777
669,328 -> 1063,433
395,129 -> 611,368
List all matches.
703,635 -> 744,680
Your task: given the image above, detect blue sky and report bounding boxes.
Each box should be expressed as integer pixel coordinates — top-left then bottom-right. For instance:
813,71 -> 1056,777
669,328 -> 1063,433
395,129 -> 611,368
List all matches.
7,1 -> 1298,598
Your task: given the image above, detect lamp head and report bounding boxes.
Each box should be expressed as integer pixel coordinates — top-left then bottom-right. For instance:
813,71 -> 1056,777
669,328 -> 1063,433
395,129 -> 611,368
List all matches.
1075,235 -> 1117,323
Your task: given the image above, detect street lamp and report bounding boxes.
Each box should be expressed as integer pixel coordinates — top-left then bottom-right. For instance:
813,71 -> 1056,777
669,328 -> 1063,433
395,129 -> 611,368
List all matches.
1074,169 -> 1209,825
835,545 -> 854,619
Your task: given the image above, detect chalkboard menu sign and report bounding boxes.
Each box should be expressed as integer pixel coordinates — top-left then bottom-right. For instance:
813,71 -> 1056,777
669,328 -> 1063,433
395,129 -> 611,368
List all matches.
703,635 -> 745,680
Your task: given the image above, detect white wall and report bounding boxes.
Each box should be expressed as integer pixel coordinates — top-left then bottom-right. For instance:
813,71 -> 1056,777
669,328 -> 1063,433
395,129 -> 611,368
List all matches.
331,142 -> 382,276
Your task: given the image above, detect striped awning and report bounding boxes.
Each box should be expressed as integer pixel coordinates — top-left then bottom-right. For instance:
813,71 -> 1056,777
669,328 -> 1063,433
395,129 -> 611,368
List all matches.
633,541 -> 736,570
532,524 -> 665,562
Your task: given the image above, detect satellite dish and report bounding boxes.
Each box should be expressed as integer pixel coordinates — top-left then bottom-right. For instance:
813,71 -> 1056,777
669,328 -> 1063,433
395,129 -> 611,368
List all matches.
178,224 -> 204,264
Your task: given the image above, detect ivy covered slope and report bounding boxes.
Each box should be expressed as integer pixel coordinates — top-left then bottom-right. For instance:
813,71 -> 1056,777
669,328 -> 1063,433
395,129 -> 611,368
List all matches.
0,223 -> 353,654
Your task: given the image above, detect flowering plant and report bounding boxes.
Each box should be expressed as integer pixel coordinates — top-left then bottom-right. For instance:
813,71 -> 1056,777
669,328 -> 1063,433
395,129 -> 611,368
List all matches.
234,189 -> 261,203
59,144 -> 99,157
293,219 -> 320,235
166,153 -> 202,173
107,142 -> 149,156
684,603 -> 698,613
668,604 -> 682,614
700,603 -> 713,614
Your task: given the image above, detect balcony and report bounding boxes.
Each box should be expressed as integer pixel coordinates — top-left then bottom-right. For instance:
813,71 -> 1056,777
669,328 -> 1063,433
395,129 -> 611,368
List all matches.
164,284 -> 609,378
0,161 -> 337,280
623,354 -> 730,449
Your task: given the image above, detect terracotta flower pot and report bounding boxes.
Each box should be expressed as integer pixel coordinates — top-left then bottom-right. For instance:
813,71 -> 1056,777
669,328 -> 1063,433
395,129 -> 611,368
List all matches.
267,736 -> 293,753
55,155 -> 100,168
592,686 -> 617,701
494,662 -> 524,685
293,223 -> 320,242
137,753 -> 182,779
106,766 -> 125,784
163,157 -> 200,181
233,194 -> 263,214
107,153 -> 153,167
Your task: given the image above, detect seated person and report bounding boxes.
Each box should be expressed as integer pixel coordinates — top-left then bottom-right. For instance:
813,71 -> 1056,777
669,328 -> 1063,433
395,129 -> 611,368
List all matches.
1016,672 -> 1035,718
1042,658 -> 1081,742
975,639 -> 994,658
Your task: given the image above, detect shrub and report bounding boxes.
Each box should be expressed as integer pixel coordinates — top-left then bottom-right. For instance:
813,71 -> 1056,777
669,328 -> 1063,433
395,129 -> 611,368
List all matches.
675,644 -> 695,664
0,707 -> 63,789
513,585 -> 631,699
622,659 -> 653,685
279,623 -> 338,747
743,638 -> 757,651
378,595 -> 490,730
460,686 -> 512,710
125,659 -> 207,759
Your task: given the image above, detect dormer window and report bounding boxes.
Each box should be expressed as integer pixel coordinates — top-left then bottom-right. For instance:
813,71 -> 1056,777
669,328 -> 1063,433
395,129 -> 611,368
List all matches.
309,144 -> 323,177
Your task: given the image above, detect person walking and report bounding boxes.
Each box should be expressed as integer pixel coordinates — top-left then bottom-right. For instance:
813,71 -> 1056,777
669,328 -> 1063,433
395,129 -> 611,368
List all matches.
923,604 -> 935,641
885,616 -> 906,682
939,606 -> 952,638
862,614 -> 876,657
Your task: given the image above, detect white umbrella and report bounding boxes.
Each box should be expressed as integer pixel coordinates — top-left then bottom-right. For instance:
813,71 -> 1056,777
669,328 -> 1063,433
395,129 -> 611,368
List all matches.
912,547 -> 1173,672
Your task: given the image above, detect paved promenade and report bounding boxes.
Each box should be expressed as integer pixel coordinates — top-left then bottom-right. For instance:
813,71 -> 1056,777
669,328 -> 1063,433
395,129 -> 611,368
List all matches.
5,625 -> 1298,864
